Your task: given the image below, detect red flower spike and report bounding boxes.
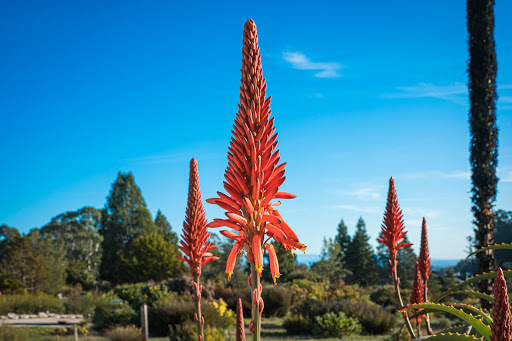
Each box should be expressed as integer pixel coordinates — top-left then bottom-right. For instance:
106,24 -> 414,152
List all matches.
410,262 -> 425,324
378,177 -> 412,262
418,217 -> 432,282
236,298 -> 246,341
491,268 -> 511,341
266,243 -> 281,284
207,19 -> 305,282
178,159 -> 218,277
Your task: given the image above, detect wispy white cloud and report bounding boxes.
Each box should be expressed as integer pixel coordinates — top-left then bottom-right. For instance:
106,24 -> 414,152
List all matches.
283,52 -> 343,78
383,82 -> 467,103
331,204 -> 381,214
346,187 -> 382,201
401,170 -> 470,181
403,207 -> 440,219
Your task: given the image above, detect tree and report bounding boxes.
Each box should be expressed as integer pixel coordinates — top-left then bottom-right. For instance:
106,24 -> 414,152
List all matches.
376,234 -> 417,288
100,172 -> 160,284
120,232 -> 184,283
467,0 -> 499,307
28,228 -> 68,293
345,218 -> 377,286
0,225 -> 47,292
39,206 -> 103,286
311,237 -> 350,283
335,219 -> 351,263
154,210 -> 179,245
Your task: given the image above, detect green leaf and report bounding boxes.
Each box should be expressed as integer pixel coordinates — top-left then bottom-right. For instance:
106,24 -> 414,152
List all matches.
423,333 -> 484,341
436,325 -> 465,334
467,243 -> 512,259
451,304 -> 491,325
399,303 -> 491,341
449,291 -> 494,303
435,270 -> 512,302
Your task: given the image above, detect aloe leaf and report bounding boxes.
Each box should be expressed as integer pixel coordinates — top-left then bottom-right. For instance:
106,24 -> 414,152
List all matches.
435,270 -> 512,302
451,304 -> 492,325
436,325 -> 465,334
399,303 -> 491,341
424,333 -> 484,341
467,243 -> 512,258
449,290 -> 494,303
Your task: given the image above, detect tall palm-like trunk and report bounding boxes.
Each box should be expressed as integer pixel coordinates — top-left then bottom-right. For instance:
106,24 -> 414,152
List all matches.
467,0 -> 498,310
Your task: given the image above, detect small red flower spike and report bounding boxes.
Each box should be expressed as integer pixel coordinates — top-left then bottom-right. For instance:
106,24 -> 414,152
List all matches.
410,262 -> 424,334
236,298 -> 246,341
418,217 -> 432,282
491,268 -> 511,341
177,158 -> 219,341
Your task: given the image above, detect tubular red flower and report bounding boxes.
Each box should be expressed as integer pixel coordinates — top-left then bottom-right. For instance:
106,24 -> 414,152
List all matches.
266,243 -> 281,285
378,177 -> 412,262
491,268 -> 511,341
207,19 -> 305,283
226,241 -> 243,281
418,217 -> 432,282
178,158 -> 218,277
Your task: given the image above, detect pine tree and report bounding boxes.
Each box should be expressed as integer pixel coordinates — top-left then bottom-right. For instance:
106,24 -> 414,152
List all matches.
345,217 -> 377,286
99,172 -> 159,284
467,0 -> 498,308
155,210 -> 179,245
335,219 -> 351,262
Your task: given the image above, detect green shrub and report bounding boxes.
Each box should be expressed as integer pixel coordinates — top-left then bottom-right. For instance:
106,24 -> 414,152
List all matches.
261,285 -> 292,317
0,324 -> 27,341
54,325 -> 89,336
105,325 -> 143,341
169,321 -> 196,341
214,286 -> 251,317
313,312 -> 362,337
0,294 -> 64,315
64,291 -> 97,315
370,285 -> 396,308
114,283 -> 146,308
93,293 -> 137,329
283,314 -> 313,334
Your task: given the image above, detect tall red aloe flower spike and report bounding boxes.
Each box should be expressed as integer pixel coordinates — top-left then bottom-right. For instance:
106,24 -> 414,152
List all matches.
236,298 -> 246,341
491,268 -> 511,341
207,19 -> 305,341
378,177 -> 416,339
418,217 -> 433,334
410,262 -> 425,336
177,158 -> 219,341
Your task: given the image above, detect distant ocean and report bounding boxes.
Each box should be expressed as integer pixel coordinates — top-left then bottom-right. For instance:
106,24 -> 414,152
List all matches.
296,254 -> 460,269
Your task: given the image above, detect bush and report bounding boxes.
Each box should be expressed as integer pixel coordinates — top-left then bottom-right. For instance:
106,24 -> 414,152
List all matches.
283,314 -> 313,335
54,325 -> 89,336
0,294 -> 64,315
0,324 -> 27,341
93,293 -> 137,329
114,283 -> 175,310
214,286 -> 251,317
313,312 -> 362,337
105,325 -> 143,341
261,286 -> 292,317
64,291 -> 97,315
370,285 -> 396,308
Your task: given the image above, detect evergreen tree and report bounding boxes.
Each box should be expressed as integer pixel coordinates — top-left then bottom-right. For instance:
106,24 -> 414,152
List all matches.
467,0 -> 498,308
345,217 -> 377,286
99,172 -> 159,283
311,237 -> 350,282
335,219 -> 351,262
154,210 -> 179,245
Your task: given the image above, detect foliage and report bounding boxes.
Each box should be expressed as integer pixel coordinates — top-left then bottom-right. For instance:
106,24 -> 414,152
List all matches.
38,206 -> 103,286
311,237 -> 349,282
105,325 -> 143,341
345,218 -> 377,286
312,311 -> 362,337
54,325 -> 89,336
0,225 -> 47,292
154,209 -> 179,245
335,219 -> 351,263
0,324 -> 27,341
99,172 -> 163,284
0,293 -> 65,315
261,285 -> 292,317
214,285 -> 252,316
121,232 -> 183,283
93,293 -> 137,329
370,285 -> 396,308
283,314 -> 314,335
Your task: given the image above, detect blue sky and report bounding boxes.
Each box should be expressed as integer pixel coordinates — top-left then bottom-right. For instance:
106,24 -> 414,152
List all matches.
1,0 -> 512,259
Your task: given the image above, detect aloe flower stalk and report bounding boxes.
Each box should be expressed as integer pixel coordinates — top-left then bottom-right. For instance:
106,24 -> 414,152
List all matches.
378,177 -> 416,339
207,19 -> 305,341
418,217 -> 433,334
410,262 -> 424,336
177,158 -> 219,341
491,268 -> 511,341
236,298 -> 246,341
